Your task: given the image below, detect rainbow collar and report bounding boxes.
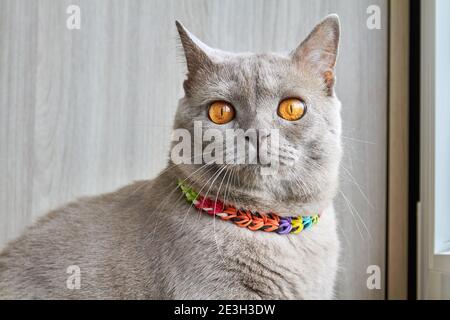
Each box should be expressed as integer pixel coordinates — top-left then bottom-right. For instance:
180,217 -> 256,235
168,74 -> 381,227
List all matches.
178,180 -> 320,235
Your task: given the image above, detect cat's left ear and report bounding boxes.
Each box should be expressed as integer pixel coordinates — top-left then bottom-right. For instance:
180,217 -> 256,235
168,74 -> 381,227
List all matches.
291,14 -> 340,95
175,21 -> 214,76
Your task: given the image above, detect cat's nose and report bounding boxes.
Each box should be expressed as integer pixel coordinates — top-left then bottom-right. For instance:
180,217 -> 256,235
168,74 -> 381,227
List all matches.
244,132 -> 270,143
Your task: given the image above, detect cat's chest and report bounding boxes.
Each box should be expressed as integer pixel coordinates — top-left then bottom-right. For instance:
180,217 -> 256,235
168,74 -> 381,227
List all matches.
225,227 -> 337,297
166,204 -> 339,299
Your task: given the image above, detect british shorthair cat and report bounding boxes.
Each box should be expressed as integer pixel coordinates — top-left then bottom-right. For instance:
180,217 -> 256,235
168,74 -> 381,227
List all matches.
0,14 -> 342,299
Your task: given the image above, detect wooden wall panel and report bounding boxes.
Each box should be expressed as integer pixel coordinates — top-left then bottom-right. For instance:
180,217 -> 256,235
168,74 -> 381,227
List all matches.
388,0 -> 409,300
0,0 -> 388,299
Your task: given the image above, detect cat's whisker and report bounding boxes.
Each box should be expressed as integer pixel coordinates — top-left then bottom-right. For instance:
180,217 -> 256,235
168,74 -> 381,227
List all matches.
211,167 -> 231,264
222,165 -> 234,206
339,190 -> 372,241
145,161 -> 218,242
201,165 -> 229,209
339,192 -> 365,240
189,165 -> 229,223
338,190 -> 372,241
230,166 -> 241,209
142,152 -> 213,201
286,167 -> 308,196
145,163 -> 220,247
340,165 -> 374,210
153,152 -> 209,182
289,168 -> 313,197
341,135 -> 376,145
179,164 -> 228,229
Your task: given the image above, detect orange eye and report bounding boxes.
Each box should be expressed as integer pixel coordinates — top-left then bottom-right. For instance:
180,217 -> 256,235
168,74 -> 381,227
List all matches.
277,98 -> 306,121
208,101 -> 235,124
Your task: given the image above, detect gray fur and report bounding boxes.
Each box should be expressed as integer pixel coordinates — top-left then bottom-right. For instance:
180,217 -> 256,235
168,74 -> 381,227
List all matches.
0,15 -> 342,299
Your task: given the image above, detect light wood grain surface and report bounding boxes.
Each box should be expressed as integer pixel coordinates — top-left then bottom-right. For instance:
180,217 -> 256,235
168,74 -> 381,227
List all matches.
0,0 -> 388,299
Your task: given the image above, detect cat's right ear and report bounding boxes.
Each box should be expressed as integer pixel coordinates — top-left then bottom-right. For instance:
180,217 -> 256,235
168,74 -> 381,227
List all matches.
175,21 -> 214,75
290,15 -> 340,96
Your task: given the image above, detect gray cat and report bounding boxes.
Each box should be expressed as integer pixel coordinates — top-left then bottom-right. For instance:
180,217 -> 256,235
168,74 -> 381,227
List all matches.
0,14 -> 342,299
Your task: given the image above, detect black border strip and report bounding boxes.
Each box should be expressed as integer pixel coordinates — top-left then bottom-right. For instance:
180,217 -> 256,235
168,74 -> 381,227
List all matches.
408,0 -> 421,300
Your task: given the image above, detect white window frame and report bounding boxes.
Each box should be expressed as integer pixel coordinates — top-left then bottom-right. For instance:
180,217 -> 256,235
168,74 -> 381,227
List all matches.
418,0 -> 450,299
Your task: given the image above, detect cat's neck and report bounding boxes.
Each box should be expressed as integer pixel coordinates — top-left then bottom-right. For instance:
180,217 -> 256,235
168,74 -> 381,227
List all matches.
165,164 -> 334,217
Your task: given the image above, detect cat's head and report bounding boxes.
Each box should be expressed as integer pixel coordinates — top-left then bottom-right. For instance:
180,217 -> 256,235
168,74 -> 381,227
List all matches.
171,15 -> 342,213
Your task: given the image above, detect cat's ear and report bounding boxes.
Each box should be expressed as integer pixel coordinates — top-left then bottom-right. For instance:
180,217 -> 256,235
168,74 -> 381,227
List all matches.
176,21 -> 214,75
291,14 -> 340,95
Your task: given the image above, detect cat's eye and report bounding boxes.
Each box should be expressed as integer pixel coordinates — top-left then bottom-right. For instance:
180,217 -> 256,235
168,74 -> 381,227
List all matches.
277,98 -> 307,121
208,101 -> 235,124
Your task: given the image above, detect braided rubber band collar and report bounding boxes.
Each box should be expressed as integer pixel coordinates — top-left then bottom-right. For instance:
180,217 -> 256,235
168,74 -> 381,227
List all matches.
178,180 -> 320,235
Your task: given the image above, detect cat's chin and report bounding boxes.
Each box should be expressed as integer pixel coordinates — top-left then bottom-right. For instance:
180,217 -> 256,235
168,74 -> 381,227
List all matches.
169,162 -> 337,216
225,162 -> 301,178
176,176 -> 331,217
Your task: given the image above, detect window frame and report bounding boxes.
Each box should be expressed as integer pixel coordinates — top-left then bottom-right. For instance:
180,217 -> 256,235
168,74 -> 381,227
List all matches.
418,0 -> 450,299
